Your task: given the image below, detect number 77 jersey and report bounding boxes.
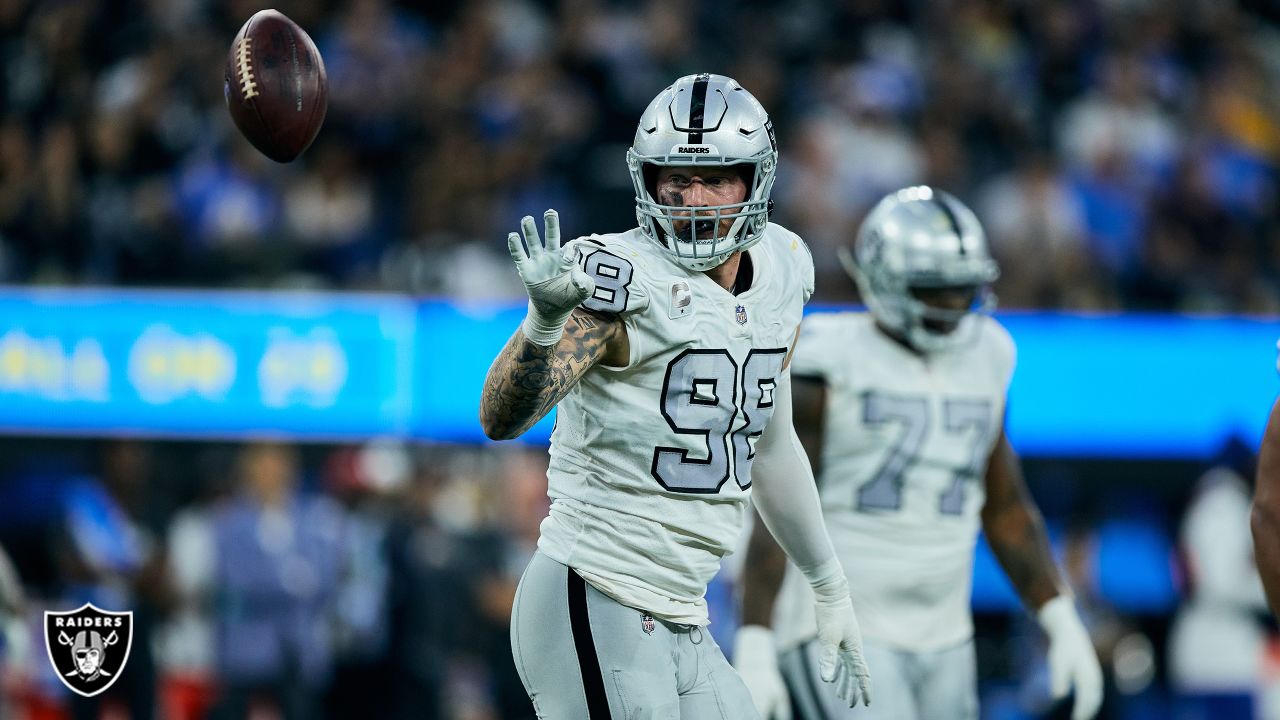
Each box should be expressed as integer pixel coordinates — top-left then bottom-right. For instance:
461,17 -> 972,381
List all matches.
774,310 -> 1016,653
539,224 -> 815,626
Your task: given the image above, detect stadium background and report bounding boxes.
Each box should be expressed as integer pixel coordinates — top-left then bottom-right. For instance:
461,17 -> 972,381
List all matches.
1,0 -> 1280,718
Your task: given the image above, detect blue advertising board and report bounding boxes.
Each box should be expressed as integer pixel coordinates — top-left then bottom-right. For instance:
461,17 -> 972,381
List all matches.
0,288 -> 417,439
0,288 -> 1272,458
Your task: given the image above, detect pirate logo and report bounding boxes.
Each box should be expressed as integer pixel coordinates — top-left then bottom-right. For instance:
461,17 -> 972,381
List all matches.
44,603 -> 133,697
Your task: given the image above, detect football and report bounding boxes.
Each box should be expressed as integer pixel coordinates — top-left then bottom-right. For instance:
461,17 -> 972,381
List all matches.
224,9 -> 328,163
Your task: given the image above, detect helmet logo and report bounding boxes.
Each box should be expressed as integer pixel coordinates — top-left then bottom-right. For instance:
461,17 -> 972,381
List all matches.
669,144 -> 719,155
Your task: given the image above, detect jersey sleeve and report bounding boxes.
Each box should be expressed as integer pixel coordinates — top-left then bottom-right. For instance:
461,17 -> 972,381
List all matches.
984,317 -> 1017,392
799,239 -> 815,304
569,236 -> 651,316
776,225 -> 815,304
789,312 -> 844,383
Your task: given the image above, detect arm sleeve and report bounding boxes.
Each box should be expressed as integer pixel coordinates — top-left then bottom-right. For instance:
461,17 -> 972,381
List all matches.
751,369 -> 846,597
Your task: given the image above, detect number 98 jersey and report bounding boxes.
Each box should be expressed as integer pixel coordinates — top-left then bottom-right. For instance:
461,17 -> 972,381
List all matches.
773,311 -> 1016,652
539,224 -> 814,626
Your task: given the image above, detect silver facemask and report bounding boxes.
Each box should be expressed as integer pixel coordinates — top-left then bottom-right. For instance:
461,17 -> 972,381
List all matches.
840,186 -> 1000,353
627,73 -> 778,271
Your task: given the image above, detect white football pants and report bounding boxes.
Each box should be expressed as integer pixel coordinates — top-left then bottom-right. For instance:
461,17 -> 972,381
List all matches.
780,636 -> 978,720
510,551 -> 760,720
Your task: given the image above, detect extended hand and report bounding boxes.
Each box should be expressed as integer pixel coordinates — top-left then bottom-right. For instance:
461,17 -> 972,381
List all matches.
1039,596 -> 1103,720
507,209 -> 595,345
813,593 -> 872,708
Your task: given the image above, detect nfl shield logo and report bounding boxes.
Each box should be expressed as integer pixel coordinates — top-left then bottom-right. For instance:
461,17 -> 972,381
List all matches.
735,304 -> 748,325
45,603 -> 133,697
641,613 -> 656,635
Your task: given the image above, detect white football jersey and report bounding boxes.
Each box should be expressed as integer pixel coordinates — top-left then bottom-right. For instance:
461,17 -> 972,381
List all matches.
773,312 -> 1015,652
539,224 -> 814,626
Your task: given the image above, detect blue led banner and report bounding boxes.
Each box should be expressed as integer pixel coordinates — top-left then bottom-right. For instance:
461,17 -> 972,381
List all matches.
0,288 -> 417,439
0,288 -> 1272,457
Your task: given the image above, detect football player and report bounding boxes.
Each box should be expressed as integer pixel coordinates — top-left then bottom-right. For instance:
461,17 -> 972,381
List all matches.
479,73 -> 871,719
733,187 -> 1103,720
1252,393 -> 1280,618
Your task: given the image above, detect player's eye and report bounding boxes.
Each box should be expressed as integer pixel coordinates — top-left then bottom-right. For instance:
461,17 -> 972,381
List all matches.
664,175 -> 690,188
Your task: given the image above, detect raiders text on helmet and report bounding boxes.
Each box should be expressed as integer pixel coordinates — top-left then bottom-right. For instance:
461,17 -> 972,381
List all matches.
627,74 -> 778,271
841,186 -> 1000,353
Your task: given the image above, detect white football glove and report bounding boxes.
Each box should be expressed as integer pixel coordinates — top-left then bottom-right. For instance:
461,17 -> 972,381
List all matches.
732,625 -> 791,720
506,209 -> 595,346
1038,595 -> 1103,720
813,586 -> 872,708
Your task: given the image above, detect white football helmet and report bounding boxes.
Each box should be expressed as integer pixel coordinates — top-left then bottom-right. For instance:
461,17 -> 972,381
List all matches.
841,186 -> 1000,353
627,73 -> 778,271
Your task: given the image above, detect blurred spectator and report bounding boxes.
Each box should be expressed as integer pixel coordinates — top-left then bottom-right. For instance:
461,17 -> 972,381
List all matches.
383,448 -> 475,719
54,440 -> 168,720
209,441 -> 347,720
156,457 -> 228,720
1168,455 -> 1270,720
977,152 -> 1106,309
321,441 -> 407,720
0,543 -> 27,718
466,449 -> 547,720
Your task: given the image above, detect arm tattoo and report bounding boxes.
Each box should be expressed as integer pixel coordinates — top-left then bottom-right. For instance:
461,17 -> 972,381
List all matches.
479,308 -> 621,440
981,435 -> 1064,610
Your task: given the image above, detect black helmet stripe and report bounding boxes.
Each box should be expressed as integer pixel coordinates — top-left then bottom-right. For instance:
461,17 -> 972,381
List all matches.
933,195 -> 966,255
687,74 -> 710,144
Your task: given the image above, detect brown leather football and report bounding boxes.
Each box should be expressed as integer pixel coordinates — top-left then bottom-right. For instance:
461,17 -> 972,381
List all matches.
224,9 -> 328,163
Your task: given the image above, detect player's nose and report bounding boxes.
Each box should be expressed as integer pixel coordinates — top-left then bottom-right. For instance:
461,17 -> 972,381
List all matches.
683,179 -> 711,207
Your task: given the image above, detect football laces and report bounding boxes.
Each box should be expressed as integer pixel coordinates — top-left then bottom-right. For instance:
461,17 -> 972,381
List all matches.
235,37 -> 258,100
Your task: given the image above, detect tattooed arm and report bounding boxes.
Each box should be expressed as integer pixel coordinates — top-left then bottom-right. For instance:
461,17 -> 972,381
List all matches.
981,427 -> 1065,609
479,308 -> 628,441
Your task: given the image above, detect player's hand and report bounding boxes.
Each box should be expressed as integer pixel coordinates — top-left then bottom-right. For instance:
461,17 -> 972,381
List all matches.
813,592 -> 872,708
507,209 -> 595,346
732,625 -> 791,720
1038,596 -> 1103,720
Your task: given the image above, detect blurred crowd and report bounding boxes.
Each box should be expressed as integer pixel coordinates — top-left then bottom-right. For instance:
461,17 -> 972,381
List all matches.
0,439 -> 554,719
0,437 -> 1272,720
3,0 -> 1280,310
4,0 -> 1280,718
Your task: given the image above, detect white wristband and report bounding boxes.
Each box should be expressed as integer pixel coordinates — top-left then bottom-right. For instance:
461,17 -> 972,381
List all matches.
735,625 -> 778,657
1036,594 -> 1076,636
802,556 -> 850,603
521,300 -> 572,347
